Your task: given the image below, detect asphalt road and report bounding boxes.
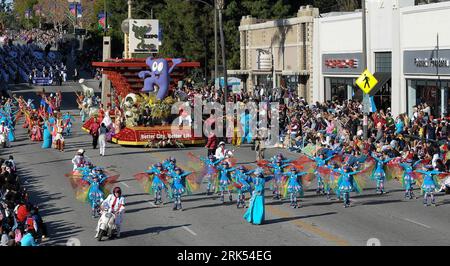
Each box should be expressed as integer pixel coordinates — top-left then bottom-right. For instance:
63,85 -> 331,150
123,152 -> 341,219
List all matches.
5,80 -> 450,246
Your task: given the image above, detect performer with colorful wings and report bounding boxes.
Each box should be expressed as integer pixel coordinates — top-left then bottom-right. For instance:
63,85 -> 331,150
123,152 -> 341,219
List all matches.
370,152 -> 395,194
200,155 -> 224,195
266,158 -> 290,200
317,163 -> 341,200
146,163 -> 169,205
216,161 -> 236,203
415,166 -> 448,207
166,167 -> 192,211
233,166 -> 254,208
332,164 -> 363,208
307,153 -> 335,195
284,167 -> 308,208
69,166 -> 119,217
397,159 -> 423,200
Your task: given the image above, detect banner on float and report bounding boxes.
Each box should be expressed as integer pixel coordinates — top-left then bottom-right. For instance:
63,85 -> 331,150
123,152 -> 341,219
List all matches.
33,77 -> 53,86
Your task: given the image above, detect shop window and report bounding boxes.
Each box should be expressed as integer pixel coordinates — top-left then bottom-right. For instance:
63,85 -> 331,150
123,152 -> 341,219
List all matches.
407,79 -> 450,117
375,52 -> 392,73
325,77 -> 357,102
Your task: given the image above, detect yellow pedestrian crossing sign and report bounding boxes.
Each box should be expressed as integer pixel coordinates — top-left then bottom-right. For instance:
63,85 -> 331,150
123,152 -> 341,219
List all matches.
356,69 -> 378,94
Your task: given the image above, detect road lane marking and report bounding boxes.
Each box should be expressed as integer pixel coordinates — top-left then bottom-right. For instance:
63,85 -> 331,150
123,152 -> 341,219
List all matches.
183,226 -> 198,236
120,182 -> 130,188
266,205 -> 349,246
403,218 -> 431,229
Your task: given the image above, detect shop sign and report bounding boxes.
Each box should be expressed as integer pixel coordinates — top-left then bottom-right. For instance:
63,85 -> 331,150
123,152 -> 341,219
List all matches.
404,49 -> 450,75
323,53 -> 364,74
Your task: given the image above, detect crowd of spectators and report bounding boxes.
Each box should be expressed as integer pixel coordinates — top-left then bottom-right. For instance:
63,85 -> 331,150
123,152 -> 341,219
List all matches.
0,155 -> 48,246
167,82 -> 450,171
0,39 -> 66,84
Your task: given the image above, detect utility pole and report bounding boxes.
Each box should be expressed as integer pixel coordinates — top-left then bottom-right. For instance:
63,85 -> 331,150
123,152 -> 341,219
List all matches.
362,0 -> 369,140
214,0 -> 218,88
217,0 -> 227,103
438,33 -> 445,117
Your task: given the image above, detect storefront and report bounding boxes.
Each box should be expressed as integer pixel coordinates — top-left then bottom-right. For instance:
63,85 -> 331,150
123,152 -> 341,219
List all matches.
313,1 -> 450,116
405,49 -> 450,117
322,53 -> 362,102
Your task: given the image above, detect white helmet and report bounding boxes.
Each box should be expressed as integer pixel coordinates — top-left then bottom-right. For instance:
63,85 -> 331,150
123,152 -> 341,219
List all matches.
78,78 -> 85,84
77,149 -> 85,154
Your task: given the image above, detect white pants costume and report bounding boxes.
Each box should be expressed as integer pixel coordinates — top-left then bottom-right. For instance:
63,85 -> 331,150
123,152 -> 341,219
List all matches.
99,134 -> 106,156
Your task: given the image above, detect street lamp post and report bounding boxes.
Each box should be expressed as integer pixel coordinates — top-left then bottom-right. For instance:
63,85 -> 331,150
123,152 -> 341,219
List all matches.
216,0 -> 227,103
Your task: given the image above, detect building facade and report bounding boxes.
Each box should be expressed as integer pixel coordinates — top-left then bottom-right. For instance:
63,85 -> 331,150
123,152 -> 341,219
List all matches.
313,0 -> 450,117
229,6 -> 319,102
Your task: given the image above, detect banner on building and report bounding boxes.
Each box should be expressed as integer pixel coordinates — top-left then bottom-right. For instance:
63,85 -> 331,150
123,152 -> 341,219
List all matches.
129,19 -> 160,53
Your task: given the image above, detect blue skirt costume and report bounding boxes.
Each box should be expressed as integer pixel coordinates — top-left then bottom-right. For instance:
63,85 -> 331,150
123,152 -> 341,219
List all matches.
422,176 -> 437,193
8,128 -> 15,142
88,182 -> 104,207
244,177 -> 265,225
172,177 -> 185,195
151,175 -> 166,191
287,176 -> 303,195
403,173 -> 414,190
42,123 -> 52,149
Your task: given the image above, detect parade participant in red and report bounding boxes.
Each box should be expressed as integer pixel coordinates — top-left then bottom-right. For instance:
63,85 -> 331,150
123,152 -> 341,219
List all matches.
89,117 -> 101,149
205,124 -> 217,157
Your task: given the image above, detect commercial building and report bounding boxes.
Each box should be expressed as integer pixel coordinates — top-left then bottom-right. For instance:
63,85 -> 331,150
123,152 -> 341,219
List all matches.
312,0 -> 450,117
228,6 -> 319,102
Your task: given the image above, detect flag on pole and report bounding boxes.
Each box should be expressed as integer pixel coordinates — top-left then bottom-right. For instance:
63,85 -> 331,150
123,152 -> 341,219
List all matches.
98,12 -> 106,30
369,96 -> 377,113
69,3 -> 82,18
69,3 -> 76,16
77,4 -> 82,18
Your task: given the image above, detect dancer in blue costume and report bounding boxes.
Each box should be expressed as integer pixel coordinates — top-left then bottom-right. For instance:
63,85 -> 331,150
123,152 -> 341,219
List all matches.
41,119 -> 52,149
200,155 -> 223,195
308,153 -> 335,195
416,166 -> 442,207
239,109 -> 253,144
163,157 -> 177,172
1,101 -> 18,142
244,168 -> 273,225
82,167 -> 109,217
216,161 -> 236,203
399,159 -> 422,200
332,165 -> 362,208
62,112 -> 75,136
267,157 -> 290,200
146,163 -> 168,205
370,152 -> 394,194
234,166 -> 254,208
285,167 -> 307,208
167,167 -> 191,211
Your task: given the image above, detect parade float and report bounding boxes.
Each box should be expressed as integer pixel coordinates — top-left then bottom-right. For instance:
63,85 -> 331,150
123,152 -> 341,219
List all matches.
83,57 -> 205,147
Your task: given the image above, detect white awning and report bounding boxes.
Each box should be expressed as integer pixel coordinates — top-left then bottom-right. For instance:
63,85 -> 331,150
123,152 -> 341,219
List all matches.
281,70 -> 309,76
227,70 -> 250,75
